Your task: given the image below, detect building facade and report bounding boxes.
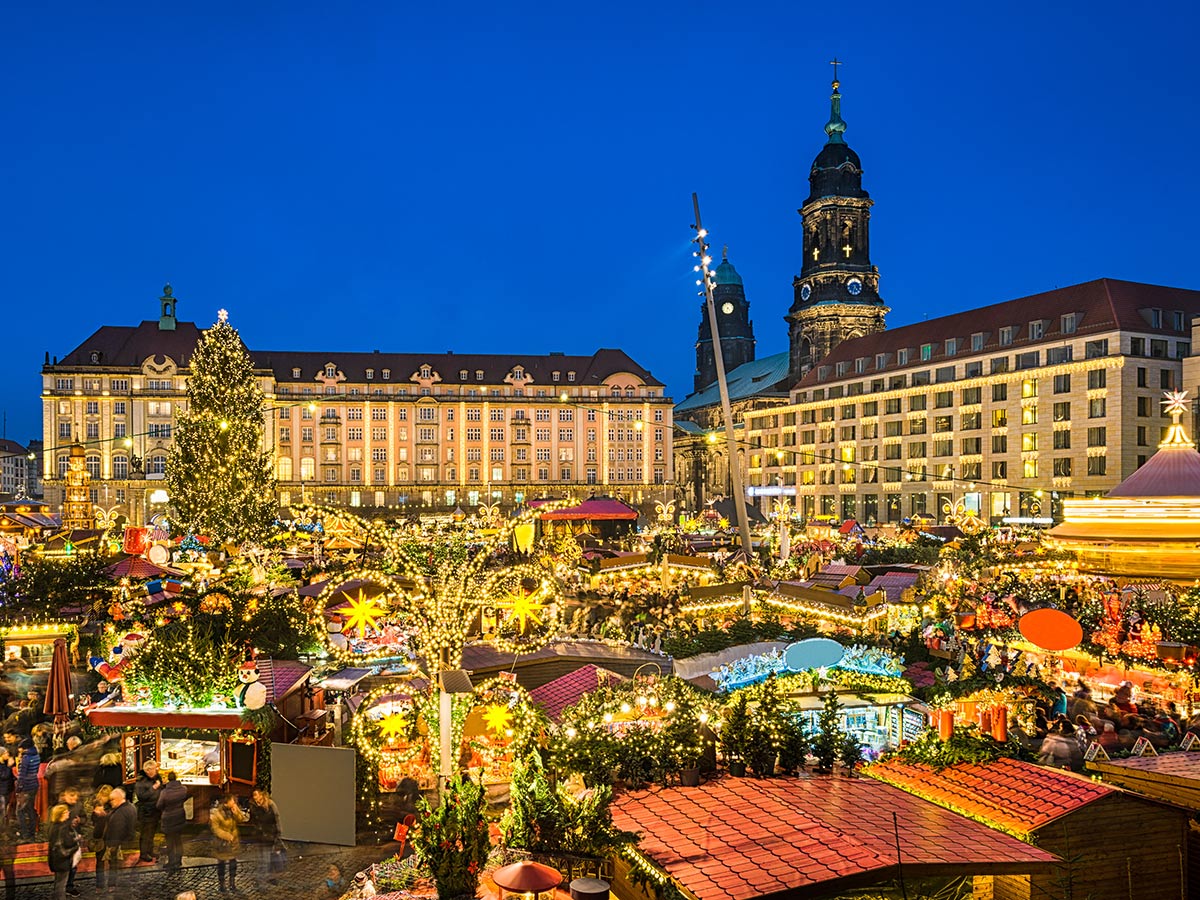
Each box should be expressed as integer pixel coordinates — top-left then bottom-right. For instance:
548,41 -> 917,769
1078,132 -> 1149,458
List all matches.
745,279 -> 1200,525
40,288 -> 674,523
0,440 -> 30,499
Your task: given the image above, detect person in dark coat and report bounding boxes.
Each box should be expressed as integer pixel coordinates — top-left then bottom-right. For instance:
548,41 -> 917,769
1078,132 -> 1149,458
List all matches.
46,804 -> 79,900
90,785 -> 113,890
101,788 -> 137,894
0,746 -> 13,824
248,788 -> 282,884
133,760 -> 162,862
57,788 -> 84,896
91,752 -> 123,791
13,738 -> 39,841
156,773 -> 189,874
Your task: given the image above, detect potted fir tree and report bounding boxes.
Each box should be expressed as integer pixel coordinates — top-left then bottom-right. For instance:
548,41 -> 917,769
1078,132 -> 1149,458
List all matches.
721,693 -> 751,776
412,775 -> 491,900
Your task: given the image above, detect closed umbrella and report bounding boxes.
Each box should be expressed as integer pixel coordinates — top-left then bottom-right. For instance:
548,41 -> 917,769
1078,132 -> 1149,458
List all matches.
43,637 -> 73,723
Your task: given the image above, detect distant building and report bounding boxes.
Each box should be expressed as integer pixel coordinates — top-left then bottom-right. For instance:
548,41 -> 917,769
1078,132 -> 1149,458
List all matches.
41,285 -> 673,523
0,439 -> 29,499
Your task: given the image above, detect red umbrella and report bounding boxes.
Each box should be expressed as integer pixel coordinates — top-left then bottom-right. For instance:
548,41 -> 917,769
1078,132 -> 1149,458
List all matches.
43,637 -> 74,723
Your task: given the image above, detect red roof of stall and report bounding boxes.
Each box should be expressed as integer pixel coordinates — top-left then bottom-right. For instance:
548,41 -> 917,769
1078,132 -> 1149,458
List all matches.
533,497 -> 638,521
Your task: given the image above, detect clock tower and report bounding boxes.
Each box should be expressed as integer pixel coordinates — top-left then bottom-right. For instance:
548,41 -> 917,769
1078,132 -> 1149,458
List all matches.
787,70 -> 888,382
694,248 -> 756,392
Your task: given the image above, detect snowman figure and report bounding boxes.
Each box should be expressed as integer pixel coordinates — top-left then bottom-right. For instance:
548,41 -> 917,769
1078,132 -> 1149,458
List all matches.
235,660 -> 268,710
327,615 -> 349,652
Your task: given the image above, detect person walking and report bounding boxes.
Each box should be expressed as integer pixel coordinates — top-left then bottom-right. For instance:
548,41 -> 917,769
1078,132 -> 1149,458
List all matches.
13,738 -> 39,842
91,752 -> 122,792
46,804 -> 80,900
248,788 -> 282,885
57,788 -> 84,896
156,772 -> 188,874
133,759 -> 162,862
210,794 -> 248,893
90,785 -> 113,891
101,788 -> 136,894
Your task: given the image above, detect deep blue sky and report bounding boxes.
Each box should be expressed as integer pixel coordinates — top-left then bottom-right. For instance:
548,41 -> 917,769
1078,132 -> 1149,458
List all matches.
3,1 -> 1198,441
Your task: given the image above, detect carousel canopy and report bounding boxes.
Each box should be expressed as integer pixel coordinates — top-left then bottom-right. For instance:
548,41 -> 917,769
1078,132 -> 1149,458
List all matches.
534,497 -> 638,520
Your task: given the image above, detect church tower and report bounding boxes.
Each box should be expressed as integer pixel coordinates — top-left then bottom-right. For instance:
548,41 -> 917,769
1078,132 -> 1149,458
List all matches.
787,69 -> 887,382
694,248 -> 756,392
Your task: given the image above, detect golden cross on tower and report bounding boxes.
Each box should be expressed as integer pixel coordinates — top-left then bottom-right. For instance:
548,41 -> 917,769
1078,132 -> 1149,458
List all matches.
842,243 -> 853,258
830,57 -> 843,88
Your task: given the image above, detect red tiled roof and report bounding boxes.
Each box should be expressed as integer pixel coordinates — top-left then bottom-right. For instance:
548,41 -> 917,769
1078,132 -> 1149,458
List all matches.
797,278 -> 1200,389
528,664 -> 625,721
1107,444 -> 1200,498
868,757 -> 1114,837
257,659 -> 313,704
838,573 -> 919,604
611,776 -> 1058,900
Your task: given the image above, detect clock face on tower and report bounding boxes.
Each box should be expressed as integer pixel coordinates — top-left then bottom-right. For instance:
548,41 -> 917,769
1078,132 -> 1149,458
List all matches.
846,277 -> 863,296
800,284 -> 811,301
721,302 -> 734,314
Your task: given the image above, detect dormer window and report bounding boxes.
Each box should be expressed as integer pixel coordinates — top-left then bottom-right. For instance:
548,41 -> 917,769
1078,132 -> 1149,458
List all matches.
836,361 -> 850,377
1150,308 -> 1163,328
999,327 -> 1014,347
1173,311 -> 1186,331
897,349 -> 910,366
382,369 -> 391,380
920,343 -> 933,361
552,371 -> 560,382
817,365 -> 831,381
854,357 -> 866,374
292,367 -> 301,379
90,351 -> 101,364
1029,321 -> 1044,340
512,366 -> 524,380
476,370 -> 484,381
567,371 -> 576,382
365,368 -> 374,380
325,364 -> 337,378
420,365 -> 431,379
460,370 -> 468,380
945,338 -> 957,356
1061,313 -> 1077,335
971,332 -> 986,351
875,353 -> 887,370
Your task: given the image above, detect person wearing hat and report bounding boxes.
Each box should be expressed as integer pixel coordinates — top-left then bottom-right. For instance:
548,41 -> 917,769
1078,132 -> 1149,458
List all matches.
348,870 -> 376,899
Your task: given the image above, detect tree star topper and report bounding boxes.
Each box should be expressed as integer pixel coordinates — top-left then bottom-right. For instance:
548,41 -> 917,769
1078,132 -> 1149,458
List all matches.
1163,390 -> 1189,417
343,588 -> 386,638
217,308 -> 229,324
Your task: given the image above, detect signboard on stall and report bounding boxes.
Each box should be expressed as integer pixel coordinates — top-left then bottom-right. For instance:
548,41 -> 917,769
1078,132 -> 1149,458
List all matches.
1084,742 -> 1109,762
1131,736 -> 1158,757
1181,732 -> 1200,751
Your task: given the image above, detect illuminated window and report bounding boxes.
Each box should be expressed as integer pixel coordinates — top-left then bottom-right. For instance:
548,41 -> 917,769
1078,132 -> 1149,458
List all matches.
1022,459 -> 1038,478
1022,433 -> 1038,452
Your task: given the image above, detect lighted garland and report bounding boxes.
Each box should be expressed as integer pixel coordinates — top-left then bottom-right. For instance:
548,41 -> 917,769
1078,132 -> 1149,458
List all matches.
553,675 -> 718,787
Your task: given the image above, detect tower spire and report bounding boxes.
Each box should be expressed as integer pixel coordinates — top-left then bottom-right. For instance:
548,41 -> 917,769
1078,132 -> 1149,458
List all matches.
825,58 -> 846,145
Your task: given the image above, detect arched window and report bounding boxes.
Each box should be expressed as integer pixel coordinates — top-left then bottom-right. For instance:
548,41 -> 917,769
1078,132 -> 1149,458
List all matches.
325,364 -> 337,378
611,387 -> 621,397
147,455 -> 167,475
277,457 -> 293,480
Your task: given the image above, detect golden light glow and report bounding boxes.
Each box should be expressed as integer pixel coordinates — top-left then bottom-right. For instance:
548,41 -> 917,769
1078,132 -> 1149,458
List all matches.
503,590 -> 545,632
482,703 -> 513,734
378,712 -> 408,742
343,588 -> 386,639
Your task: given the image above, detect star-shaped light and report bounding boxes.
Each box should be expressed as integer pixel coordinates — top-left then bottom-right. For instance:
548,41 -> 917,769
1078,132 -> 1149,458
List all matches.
217,308 -> 229,323
1163,390 -> 1189,417
343,588 -> 385,639
482,704 -> 513,734
378,712 -> 408,743
503,590 -> 544,632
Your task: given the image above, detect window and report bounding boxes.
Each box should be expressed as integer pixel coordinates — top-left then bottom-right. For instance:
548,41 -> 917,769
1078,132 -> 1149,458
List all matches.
920,343 -> 933,361
1022,433 -> 1038,452
148,423 -> 171,438
1162,369 -> 1173,390
961,411 -> 981,430
912,370 -> 931,386
1053,429 -> 1071,449
885,444 -> 902,460
114,422 -> 126,438
971,332 -> 986,352
466,427 -> 481,441
1047,346 -> 1072,365
381,369 -> 391,380
992,434 -> 1008,453
147,455 -> 167,475
1087,427 -> 1106,447
1177,342 -> 1191,359
490,448 -> 505,462
1085,339 -> 1109,358
301,426 -> 314,443
991,357 -> 1009,375
1029,321 -> 1044,340
371,426 -> 387,441
1022,459 -> 1038,479
1021,379 -> 1037,399
1151,339 -> 1168,358
909,418 -> 927,434
1016,351 -> 1040,370
961,387 -> 981,405
1130,337 -> 1146,356
934,439 -> 953,457
992,461 -> 1007,479
1137,425 -> 1148,446
418,426 -> 437,442
1061,313 -> 1077,334
992,383 -> 1007,403
1053,401 -> 1071,422
1089,398 -> 1107,418
897,349 -> 909,366
1021,406 -> 1038,425
371,448 -> 387,462
934,415 -> 953,432
1087,456 -> 1107,476
999,327 -> 1014,346
992,409 -> 1008,427
111,379 -> 129,392
1052,457 -> 1072,477
908,442 -> 926,458
884,421 -> 903,437
961,437 -> 982,455
934,391 -> 953,408
909,395 -> 927,411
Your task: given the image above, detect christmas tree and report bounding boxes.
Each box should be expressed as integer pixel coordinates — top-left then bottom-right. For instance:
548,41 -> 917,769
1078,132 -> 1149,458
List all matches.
812,690 -> 847,773
166,310 -> 275,545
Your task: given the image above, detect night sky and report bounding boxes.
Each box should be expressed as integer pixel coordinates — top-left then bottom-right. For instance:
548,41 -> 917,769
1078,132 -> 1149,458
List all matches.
3,1 -> 1198,441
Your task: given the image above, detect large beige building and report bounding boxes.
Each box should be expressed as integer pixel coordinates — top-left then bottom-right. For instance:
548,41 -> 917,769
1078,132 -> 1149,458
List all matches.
744,279 -> 1200,525
40,288 -> 673,523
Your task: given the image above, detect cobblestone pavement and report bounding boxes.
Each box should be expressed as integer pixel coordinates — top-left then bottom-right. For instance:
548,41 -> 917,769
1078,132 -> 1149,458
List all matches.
15,839 -> 397,900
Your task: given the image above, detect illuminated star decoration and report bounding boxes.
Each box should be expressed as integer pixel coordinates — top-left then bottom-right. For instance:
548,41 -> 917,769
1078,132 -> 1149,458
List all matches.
482,704 -> 513,734
217,308 -> 229,323
1163,390 -> 1189,417
343,588 -> 386,639
502,590 -> 545,633
378,712 -> 408,743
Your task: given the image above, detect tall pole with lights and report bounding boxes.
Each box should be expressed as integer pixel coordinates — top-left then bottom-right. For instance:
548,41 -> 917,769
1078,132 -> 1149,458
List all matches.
692,193 -> 753,558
